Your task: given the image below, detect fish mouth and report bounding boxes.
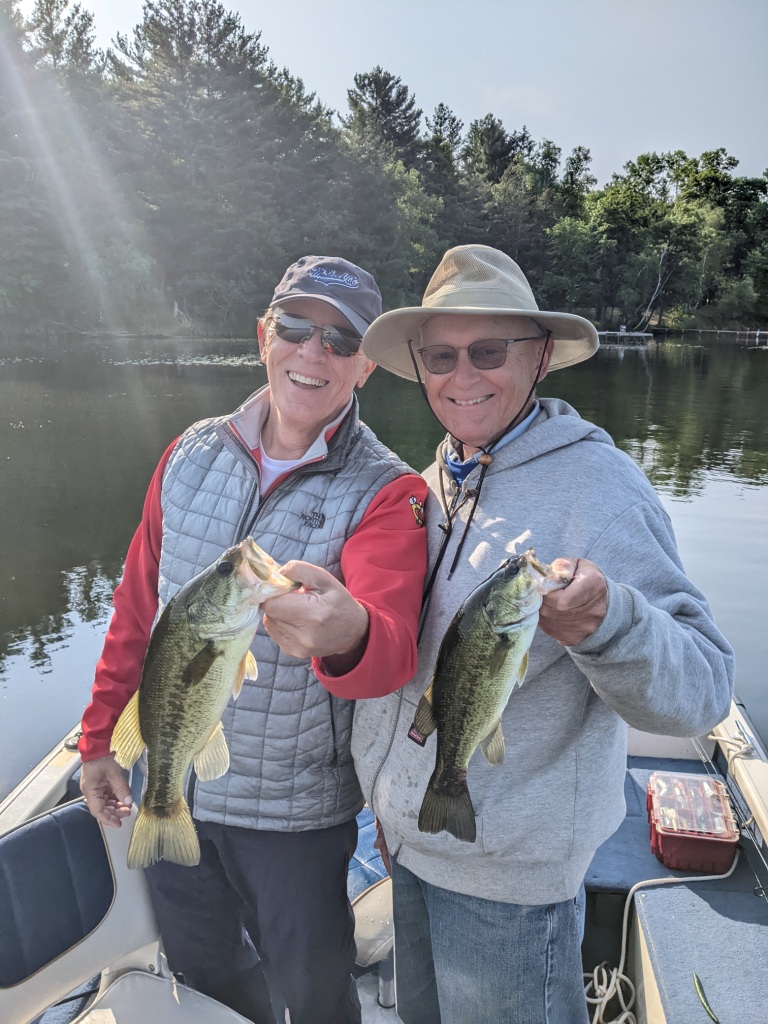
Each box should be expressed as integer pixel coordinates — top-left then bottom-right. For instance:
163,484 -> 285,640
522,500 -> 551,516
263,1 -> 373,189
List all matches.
240,537 -> 298,594
518,549 -> 572,591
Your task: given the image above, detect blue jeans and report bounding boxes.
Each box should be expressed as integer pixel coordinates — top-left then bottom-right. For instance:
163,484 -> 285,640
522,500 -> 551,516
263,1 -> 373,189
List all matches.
391,859 -> 588,1024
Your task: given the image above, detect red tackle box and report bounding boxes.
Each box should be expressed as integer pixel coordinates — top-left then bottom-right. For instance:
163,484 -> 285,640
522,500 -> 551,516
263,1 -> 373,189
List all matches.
646,771 -> 739,873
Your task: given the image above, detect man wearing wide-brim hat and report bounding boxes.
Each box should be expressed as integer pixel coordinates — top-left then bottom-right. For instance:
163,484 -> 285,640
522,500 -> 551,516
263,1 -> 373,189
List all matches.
352,245 -> 734,1024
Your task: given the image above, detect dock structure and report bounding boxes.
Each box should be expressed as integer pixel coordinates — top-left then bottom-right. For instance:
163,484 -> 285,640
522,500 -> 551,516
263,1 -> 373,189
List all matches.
652,328 -> 767,348
597,331 -> 653,346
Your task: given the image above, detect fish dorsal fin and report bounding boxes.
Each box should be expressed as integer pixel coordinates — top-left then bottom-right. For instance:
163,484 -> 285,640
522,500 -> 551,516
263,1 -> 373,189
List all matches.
110,690 -> 145,770
193,721 -> 230,781
182,640 -> 220,687
480,720 -> 505,766
233,651 -> 258,698
412,683 -> 437,738
489,634 -> 512,678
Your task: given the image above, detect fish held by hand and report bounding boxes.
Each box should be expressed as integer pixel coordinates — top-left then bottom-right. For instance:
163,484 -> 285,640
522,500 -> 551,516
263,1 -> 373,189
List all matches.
110,537 -> 297,869
413,546 -> 569,843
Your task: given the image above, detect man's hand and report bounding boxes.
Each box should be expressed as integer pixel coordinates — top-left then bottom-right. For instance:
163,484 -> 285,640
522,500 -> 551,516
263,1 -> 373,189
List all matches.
374,817 -> 392,876
262,561 -> 369,673
80,754 -> 133,828
538,558 -> 607,646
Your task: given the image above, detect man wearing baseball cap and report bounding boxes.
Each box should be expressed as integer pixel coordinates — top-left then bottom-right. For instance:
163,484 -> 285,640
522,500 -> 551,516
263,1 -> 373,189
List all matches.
352,245 -> 734,1023
79,255 -> 428,1023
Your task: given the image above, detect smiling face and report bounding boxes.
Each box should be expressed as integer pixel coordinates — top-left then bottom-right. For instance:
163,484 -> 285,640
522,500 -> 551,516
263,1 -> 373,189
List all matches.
258,297 -> 375,458
419,314 -> 553,457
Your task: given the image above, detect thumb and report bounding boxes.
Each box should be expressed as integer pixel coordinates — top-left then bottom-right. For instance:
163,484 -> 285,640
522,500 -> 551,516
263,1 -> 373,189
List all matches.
278,560 -> 336,593
548,557 -> 577,580
104,757 -> 133,803
113,772 -> 134,804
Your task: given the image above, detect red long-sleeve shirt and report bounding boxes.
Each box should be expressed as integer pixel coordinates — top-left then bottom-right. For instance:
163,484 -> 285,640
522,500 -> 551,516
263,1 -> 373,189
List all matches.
79,440 -> 428,761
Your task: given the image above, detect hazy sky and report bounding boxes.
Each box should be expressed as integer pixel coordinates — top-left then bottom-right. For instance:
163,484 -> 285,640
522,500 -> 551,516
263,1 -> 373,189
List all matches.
21,0 -> 768,187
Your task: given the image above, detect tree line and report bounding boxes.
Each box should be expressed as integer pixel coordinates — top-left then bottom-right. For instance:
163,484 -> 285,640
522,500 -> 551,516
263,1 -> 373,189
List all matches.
1,0 -> 767,337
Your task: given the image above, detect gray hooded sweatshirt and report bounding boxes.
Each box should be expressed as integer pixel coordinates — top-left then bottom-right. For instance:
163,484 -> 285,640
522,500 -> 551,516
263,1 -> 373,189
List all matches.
352,398 -> 734,904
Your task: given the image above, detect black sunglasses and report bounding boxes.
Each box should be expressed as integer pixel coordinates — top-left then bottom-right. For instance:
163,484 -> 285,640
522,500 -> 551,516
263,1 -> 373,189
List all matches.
417,333 -> 550,375
272,312 -> 362,358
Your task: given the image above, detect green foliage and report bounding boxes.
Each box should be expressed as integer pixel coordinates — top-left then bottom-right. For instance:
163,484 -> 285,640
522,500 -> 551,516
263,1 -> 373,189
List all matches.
0,0 -> 765,337
344,65 -> 422,169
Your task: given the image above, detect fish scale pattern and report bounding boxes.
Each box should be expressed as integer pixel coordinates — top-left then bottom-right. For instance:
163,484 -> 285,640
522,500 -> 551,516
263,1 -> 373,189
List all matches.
156,392 -> 413,832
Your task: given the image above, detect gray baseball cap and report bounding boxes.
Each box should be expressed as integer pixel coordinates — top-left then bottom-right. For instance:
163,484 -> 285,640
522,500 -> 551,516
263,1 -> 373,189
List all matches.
269,256 -> 382,338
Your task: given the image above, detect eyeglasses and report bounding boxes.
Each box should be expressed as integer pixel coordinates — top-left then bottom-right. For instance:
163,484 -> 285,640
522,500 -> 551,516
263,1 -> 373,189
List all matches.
417,334 -> 550,374
272,312 -> 362,358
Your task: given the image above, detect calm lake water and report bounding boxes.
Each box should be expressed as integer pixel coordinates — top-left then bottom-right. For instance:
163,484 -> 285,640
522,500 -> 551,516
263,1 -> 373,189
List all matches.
1,334 -> 767,798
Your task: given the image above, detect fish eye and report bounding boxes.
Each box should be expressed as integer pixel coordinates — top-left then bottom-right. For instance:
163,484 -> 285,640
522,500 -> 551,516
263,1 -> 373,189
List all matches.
505,560 -> 520,576
216,560 -> 234,576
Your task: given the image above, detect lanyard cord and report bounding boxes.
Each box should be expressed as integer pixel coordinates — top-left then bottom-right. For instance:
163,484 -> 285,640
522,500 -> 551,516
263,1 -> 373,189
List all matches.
408,333 -> 550,640
416,468 -> 467,641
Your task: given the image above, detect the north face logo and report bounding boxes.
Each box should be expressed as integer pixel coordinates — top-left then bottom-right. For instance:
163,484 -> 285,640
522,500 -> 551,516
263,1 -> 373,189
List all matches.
301,511 -> 326,529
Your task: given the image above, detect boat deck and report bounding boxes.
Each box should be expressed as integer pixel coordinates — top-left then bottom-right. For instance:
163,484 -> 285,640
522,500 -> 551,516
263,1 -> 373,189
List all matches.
4,713 -> 768,1024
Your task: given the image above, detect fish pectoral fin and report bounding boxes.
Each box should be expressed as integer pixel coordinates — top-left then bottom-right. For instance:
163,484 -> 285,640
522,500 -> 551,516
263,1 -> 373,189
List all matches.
516,651 -> 529,686
110,690 -> 145,769
488,634 -> 512,678
193,721 -> 230,781
181,641 -> 220,688
233,651 -> 258,698
480,720 -> 505,766
412,689 -> 438,738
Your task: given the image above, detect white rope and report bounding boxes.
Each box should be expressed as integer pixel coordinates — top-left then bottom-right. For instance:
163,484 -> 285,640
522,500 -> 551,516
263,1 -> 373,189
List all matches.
715,733 -> 756,768
583,851 -> 740,1024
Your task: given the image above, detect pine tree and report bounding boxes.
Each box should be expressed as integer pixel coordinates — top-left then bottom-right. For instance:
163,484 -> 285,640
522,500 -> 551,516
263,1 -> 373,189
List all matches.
344,66 -> 422,168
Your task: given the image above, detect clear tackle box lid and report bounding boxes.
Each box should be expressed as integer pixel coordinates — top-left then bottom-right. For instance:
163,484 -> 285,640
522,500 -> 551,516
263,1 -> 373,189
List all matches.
647,770 -> 739,842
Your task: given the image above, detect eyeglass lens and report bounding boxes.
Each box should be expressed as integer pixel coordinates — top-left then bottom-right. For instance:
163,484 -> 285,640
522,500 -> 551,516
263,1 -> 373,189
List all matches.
418,340 -> 510,374
274,313 -> 362,357
418,335 -> 547,374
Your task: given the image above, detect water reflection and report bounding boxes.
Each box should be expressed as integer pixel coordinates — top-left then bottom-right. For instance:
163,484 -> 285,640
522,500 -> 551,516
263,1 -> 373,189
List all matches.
1,335 -> 766,794
540,342 -> 768,494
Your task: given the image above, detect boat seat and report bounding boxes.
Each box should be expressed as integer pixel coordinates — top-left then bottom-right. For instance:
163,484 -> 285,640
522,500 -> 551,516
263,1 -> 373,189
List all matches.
634,873 -> 768,1022
0,800 -> 252,1024
0,799 -> 394,1023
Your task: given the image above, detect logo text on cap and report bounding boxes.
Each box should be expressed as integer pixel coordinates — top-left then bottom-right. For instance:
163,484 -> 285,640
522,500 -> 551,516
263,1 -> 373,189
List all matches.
309,268 -> 360,290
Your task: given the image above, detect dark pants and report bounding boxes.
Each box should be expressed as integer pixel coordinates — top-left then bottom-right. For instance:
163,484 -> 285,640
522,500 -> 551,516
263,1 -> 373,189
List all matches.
144,818 -> 361,1024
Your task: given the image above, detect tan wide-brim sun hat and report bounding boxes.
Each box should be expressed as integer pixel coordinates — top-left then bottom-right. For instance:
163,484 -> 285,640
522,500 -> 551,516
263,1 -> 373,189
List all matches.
362,244 -> 600,380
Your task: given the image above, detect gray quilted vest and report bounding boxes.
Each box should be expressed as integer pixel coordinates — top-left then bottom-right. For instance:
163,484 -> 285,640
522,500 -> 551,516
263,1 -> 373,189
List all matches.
157,390 -> 414,831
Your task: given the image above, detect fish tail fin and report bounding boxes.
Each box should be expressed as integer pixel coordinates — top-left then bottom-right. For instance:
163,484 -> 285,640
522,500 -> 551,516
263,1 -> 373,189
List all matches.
127,798 -> 200,869
418,772 -> 477,843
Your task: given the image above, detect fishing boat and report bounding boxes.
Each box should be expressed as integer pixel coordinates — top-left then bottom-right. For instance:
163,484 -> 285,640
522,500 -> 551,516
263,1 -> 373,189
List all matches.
1,698 -> 767,1023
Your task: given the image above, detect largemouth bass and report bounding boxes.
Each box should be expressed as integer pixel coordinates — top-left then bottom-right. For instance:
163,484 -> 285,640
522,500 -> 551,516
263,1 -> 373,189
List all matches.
412,546 -> 570,843
110,537 -> 296,869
